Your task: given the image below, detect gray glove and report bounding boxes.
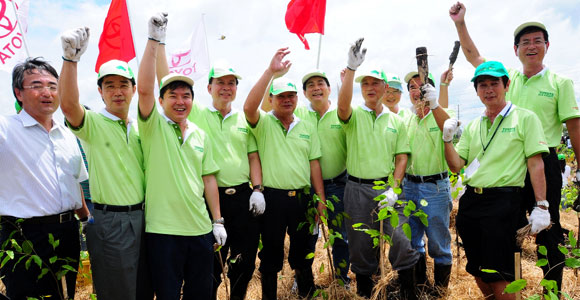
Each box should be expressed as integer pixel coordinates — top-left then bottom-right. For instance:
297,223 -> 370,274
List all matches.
148,12 -> 168,43
378,188 -> 398,209
347,38 -> 366,71
421,84 -> 439,110
529,206 -> 550,234
249,191 -> 265,216
61,27 -> 90,62
442,118 -> 460,143
213,223 -> 227,246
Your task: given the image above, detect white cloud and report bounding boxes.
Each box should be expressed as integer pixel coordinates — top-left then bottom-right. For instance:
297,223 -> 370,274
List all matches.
1,0 -> 579,124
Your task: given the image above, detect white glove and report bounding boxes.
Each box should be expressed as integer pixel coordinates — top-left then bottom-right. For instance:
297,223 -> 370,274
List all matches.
61,27 -> 90,62
249,191 -> 266,216
148,12 -> 168,43
378,188 -> 398,209
421,84 -> 439,110
442,118 -> 460,143
213,223 -> 227,246
529,206 -> 550,234
347,38 -> 367,71
575,170 -> 580,183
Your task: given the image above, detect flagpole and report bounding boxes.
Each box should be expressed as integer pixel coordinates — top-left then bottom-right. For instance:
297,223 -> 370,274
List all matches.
316,34 -> 322,69
201,13 -> 211,65
124,0 -> 140,67
10,0 -> 30,57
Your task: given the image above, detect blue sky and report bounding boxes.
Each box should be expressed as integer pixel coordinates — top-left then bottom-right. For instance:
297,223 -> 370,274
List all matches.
1,0 -> 579,124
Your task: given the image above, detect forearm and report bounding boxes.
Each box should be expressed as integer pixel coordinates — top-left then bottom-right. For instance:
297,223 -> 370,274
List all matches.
438,84 -> 449,109
393,154 -> 408,187
202,174 -> 221,221
137,39 -> 159,119
432,106 -> 451,131
156,43 -> 170,86
337,69 -> 355,121
565,118 -> 580,168
527,154 -> 547,201
454,20 -> 485,67
59,61 -> 84,127
444,143 -> 465,173
248,152 -> 263,187
244,69 -> 274,125
75,185 -> 90,219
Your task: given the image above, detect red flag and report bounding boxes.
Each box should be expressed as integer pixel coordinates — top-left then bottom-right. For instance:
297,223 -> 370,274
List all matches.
95,0 -> 136,72
285,0 -> 326,50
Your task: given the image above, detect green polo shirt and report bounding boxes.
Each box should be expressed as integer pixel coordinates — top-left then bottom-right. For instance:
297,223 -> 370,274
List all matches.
341,105 -> 410,179
507,68 -> 580,147
295,104 -> 346,180
404,109 -> 455,176
250,111 -> 321,189
398,107 -> 412,120
69,109 -> 144,205
188,103 -> 257,187
456,103 -> 548,188
139,104 -> 219,236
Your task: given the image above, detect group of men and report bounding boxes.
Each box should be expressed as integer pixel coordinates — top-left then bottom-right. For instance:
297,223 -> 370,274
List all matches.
1,2 -> 579,300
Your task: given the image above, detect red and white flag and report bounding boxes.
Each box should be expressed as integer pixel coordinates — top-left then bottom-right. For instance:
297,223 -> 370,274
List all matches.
285,0 -> 326,50
0,0 -> 30,72
167,19 -> 209,81
95,0 -> 135,72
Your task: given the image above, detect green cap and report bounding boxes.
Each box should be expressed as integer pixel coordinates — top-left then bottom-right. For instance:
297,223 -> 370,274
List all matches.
14,100 -> 22,113
159,73 -> 194,90
97,60 -> 134,80
208,66 -> 242,80
514,21 -> 547,37
558,154 -> 565,160
270,77 -> 297,95
470,61 -> 509,82
403,71 -> 436,85
383,73 -> 403,92
355,68 -> 385,83
301,69 -> 328,85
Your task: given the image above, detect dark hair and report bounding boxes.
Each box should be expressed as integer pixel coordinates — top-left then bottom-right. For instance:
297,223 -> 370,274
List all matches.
302,76 -> 330,91
473,75 -> 509,91
12,57 -> 59,108
97,75 -> 136,89
406,75 -> 435,91
514,26 -> 549,47
208,77 -> 239,85
160,81 -> 195,99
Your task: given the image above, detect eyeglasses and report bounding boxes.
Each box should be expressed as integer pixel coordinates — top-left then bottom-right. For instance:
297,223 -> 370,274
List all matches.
518,40 -> 547,48
22,85 -> 58,92
385,90 -> 402,95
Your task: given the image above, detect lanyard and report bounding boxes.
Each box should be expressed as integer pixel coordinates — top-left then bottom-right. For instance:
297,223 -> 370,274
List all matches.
480,103 -> 512,155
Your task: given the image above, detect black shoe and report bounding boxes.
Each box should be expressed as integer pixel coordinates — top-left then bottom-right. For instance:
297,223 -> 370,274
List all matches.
398,267 -> 418,300
355,273 -> 374,298
415,253 -> 429,286
295,268 -> 316,298
433,264 -> 452,297
261,272 -> 277,300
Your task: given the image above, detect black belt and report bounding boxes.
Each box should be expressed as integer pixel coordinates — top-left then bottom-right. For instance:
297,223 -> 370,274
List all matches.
263,187 -> 301,197
2,210 -> 75,225
218,183 -> 250,195
323,171 -> 347,185
348,175 -> 388,185
94,202 -> 144,212
466,185 -> 521,195
405,171 -> 448,184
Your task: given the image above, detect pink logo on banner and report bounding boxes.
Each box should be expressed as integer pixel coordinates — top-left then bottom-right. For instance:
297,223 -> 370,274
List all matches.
169,49 -> 197,76
0,0 -> 28,71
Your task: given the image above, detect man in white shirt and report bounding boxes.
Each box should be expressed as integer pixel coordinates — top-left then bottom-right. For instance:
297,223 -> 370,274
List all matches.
0,57 -> 89,300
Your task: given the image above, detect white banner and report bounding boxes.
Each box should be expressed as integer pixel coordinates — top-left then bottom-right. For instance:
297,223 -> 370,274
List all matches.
167,19 -> 209,81
0,0 -> 29,72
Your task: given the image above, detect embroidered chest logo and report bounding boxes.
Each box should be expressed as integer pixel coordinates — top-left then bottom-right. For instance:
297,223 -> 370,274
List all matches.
502,128 -> 516,133
386,127 -> 397,133
537,91 -> 554,98
299,134 -> 310,140
194,146 -> 204,153
237,127 -> 248,133
429,127 -> 439,132
330,124 -> 342,130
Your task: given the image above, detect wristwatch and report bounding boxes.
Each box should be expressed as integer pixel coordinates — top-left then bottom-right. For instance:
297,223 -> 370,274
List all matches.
253,184 -> 264,192
212,217 -> 225,225
535,200 -> 549,210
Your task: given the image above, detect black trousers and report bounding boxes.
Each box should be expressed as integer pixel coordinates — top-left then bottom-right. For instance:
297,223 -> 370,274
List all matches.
258,187 -> 313,274
523,148 -> 565,287
212,184 -> 260,298
0,217 -> 80,300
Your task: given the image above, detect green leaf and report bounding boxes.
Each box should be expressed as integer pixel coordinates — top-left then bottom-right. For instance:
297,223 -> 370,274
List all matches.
10,239 -> 22,252
373,180 -> 386,186
5,250 -> 14,260
305,252 -> 315,260
352,223 -> 364,229
481,269 -> 498,273
25,256 -> 32,270
539,279 -> 557,291
419,199 -> 428,207
63,264 -> 77,273
538,245 -> 547,256
390,213 -> 399,229
49,256 -> 58,265
37,268 -> 49,280
569,230 -> 577,248
564,257 -> 580,268
558,245 -> 569,255
504,279 -> 527,293
377,207 -> 389,221
22,240 -> 33,255
402,223 -> 412,240
393,187 -> 402,195
572,248 -> 580,257
536,258 -> 548,267
32,255 -> 42,269
372,185 -> 385,190
319,263 -> 324,273
1,254 -> 12,268
407,200 -> 417,211
525,295 -> 541,300
326,200 -> 335,212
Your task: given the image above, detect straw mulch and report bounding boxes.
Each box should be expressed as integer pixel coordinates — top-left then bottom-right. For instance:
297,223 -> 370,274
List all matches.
2,203 -> 578,300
